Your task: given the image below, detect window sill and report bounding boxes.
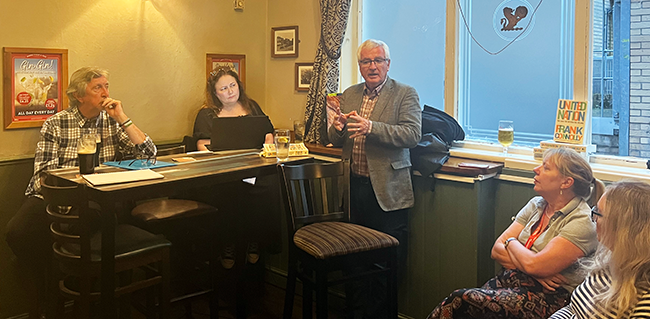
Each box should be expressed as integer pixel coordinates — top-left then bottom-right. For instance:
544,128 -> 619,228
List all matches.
451,141 -> 650,183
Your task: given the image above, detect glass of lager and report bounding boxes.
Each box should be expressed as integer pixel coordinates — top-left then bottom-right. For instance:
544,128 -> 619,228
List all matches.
498,120 -> 514,156
78,134 -> 97,174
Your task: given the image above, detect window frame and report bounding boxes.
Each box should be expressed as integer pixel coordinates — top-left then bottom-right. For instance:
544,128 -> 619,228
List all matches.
343,0 -> 649,182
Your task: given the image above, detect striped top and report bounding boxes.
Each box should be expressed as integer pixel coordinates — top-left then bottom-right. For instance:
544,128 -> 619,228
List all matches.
550,269 -> 650,319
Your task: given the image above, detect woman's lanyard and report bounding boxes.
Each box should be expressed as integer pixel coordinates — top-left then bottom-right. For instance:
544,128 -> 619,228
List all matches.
524,207 -> 553,249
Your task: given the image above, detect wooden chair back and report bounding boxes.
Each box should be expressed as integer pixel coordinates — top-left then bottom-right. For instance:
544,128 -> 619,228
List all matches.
40,175 -> 94,266
278,160 -> 350,235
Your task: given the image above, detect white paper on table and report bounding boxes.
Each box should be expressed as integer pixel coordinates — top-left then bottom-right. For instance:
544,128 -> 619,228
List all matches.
82,169 -> 164,186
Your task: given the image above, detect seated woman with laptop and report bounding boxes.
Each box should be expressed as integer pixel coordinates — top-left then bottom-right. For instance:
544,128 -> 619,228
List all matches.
193,67 -> 273,151
191,67 -> 279,269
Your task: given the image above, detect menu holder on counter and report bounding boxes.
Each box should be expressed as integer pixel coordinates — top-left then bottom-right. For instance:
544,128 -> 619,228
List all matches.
262,143 -> 309,157
82,169 -> 164,186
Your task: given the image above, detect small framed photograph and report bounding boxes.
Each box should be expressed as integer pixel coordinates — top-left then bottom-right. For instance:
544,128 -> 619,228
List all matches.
3,47 -> 69,129
271,26 -> 299,58
295,63 -> 314,92
206,54 -> 246,87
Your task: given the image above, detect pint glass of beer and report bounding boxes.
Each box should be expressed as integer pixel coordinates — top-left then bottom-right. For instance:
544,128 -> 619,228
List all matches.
78,134 -> 97,174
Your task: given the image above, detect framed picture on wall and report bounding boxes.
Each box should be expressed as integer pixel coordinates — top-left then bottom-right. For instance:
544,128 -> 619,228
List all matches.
271,26 -> 299,58
206,54 -> 246,87
295,63 -> 314,92
3,47 -> 68,129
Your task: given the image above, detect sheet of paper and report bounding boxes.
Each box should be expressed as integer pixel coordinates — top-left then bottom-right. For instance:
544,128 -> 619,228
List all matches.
82,169 -> 164,186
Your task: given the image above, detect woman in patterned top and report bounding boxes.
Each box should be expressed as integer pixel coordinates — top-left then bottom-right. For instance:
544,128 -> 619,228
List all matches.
428,148 -> 605,319
550,180 -> 650,319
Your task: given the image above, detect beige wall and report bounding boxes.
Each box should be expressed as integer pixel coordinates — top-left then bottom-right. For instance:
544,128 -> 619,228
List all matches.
0,0 -> 272,160
264,0 -> 321,131
0,1 -> 325,316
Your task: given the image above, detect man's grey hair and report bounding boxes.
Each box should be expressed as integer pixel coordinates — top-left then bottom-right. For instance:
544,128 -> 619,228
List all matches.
66,67 -> 109,108
357,39 -> 391,61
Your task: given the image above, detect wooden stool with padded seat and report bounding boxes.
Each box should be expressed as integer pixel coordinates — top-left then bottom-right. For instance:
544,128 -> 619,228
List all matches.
41,175 -> 171,318
278,160 -> 400,319
130,144 -> 220,317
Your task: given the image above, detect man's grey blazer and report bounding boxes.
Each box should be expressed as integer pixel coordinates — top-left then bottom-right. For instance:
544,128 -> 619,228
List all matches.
328,77 -> 422,212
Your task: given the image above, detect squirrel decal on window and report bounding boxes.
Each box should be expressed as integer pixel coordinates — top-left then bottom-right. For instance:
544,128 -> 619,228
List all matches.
500,6 -> 528,31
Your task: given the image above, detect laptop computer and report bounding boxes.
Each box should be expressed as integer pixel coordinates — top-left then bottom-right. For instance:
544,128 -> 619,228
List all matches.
210,115 -> 274,151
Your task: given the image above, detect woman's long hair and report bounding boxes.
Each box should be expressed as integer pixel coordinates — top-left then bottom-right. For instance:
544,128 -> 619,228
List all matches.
204,67 -> 253,115
585,180 -> 650,318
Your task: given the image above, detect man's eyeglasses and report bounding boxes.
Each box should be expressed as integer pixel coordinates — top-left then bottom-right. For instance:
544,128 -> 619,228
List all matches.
118,154 -> 157,167
591,206 -> 603,222
358,58 -> 389,67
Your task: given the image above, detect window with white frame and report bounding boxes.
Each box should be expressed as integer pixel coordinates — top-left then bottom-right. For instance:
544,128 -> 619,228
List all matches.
356,0 -> 646,159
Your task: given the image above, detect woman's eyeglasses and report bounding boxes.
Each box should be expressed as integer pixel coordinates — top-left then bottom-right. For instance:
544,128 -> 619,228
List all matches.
591,206 -> 603,222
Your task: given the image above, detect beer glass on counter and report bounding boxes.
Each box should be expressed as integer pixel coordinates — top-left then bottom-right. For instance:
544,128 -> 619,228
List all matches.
78,134 -> 97,174
293,120 -> 305,143
274,129 -> 290,161
498,120 -> 514,156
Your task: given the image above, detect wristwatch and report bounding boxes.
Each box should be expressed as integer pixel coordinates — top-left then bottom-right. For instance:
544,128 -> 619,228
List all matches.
504,237 -> 518,249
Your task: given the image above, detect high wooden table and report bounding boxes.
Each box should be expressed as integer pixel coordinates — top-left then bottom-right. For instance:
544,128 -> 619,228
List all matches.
45,150 -> 313,319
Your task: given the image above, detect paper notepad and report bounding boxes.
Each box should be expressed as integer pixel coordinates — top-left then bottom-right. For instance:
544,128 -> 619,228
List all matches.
82,169 -> 164,186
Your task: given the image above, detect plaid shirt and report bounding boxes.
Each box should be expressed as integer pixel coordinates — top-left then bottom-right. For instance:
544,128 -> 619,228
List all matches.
351,81 -> 385,177
26,106 -> 156,197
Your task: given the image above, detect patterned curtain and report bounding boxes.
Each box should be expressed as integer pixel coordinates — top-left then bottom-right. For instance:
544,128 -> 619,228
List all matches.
303,0 -> 352,144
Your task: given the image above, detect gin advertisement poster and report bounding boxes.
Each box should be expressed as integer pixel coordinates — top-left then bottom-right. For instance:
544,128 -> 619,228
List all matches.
3,48 -> 68,129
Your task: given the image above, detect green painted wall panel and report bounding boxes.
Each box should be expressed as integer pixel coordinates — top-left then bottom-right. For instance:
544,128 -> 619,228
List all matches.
0,159 -> 36,318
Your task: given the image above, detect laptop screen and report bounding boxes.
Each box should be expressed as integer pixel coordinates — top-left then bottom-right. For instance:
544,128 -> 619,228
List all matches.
210,115 -> 274,151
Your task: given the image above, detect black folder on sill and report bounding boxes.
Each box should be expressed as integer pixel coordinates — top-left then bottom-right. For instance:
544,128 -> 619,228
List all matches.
210,115 -> 274,151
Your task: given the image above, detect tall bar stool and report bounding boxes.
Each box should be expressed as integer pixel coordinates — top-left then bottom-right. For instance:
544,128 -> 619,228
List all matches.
41,175 -> 171,318
278,160 -> 400,319
130,144 -> 220,317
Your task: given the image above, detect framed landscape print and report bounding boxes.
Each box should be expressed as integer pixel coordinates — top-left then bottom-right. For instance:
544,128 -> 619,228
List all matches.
3,47 -> 68,129
271,26 -> 299,58
295,63 -> 314,92
206,54 -> 246,87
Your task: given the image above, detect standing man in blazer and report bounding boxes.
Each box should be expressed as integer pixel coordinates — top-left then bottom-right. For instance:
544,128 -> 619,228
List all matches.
329,38 -> 421,243
328,39 -> 421,318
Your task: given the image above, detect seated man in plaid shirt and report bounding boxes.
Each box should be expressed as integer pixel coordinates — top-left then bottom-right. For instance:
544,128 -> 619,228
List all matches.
5,66 -> 156,306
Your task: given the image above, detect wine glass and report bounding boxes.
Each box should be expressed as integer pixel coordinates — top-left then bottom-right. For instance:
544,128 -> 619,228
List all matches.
498,120 -> 514,156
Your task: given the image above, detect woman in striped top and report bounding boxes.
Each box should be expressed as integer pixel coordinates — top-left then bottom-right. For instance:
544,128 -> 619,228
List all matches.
550,180 -> 650,319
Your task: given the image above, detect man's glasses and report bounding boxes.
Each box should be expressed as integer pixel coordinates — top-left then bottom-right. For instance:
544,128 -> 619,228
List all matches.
591,206 -> 603,222
358,58 -> 389,67
118,154 -> 157,167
